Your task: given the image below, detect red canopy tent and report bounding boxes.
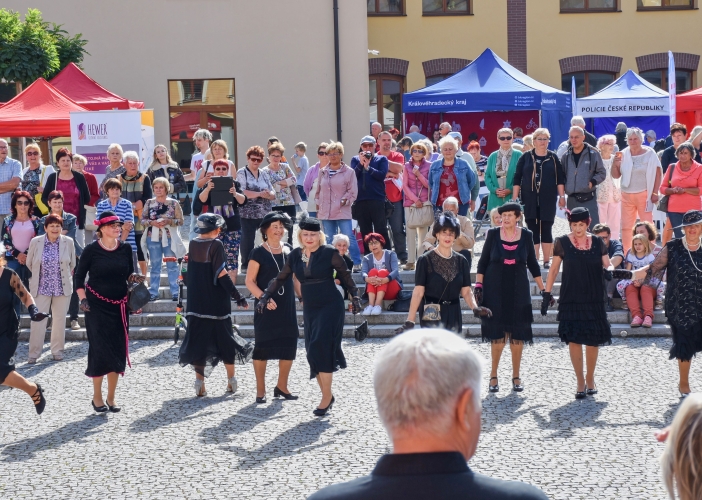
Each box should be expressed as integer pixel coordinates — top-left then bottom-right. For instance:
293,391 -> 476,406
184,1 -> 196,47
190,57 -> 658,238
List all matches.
677,87 -> 702,134
170,111 -> 220,139
50,62 -> 144,110
0,78 -> 89,137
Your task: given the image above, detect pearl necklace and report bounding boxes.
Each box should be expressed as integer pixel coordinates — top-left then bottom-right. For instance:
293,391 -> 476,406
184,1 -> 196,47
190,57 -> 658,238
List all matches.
682,237 -> 702,273
98,238 -> 118,251
434,247 -> 452,259
264,241 -> 285,295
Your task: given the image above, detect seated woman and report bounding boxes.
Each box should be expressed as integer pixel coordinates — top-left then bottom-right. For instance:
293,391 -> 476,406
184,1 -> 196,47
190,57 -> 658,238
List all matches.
360,233 -> 402,316
332,234 -> 354,300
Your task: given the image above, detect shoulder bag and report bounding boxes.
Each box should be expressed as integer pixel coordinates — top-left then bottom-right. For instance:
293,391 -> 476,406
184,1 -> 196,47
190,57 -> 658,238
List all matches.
657,161 -> 676,213
406,182 -> 434,229
35,167 -> 50,215
128,280 -> 151,311
421,256 -> 450,322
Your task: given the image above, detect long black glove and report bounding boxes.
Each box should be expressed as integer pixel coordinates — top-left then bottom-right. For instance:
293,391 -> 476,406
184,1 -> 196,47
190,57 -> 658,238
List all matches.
351,296 -> 362,315
255,291 -> 273,314
79,298 -> 90,312
28,304 -> 49,322
473,286 -> 483,307
540,291 -> 552,316
219,273 -> 248,307
393,320 -> 415,335
472,307 -> 492,318
612,269 -> 633,280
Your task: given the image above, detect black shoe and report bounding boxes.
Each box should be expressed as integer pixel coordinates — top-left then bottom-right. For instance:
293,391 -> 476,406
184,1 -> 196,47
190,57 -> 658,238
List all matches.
575,384 -> 587,399
106,400 -> 121,413
149,295 -> 158,302
488,377 -> 499,393
172,294 -> 179,302
605,298 -> 614,312
512,377 -> 524,392
543,262 -> 550,269
92,400 -> 108,413
31,383 -> 46,415
256,396 -> 267,404
586,385 -> 598,396
274,386 -> 299,400
313,395 -> 335,416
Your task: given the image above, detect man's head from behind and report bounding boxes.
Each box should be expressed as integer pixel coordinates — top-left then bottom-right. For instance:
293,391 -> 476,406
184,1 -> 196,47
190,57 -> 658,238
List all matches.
373,329 -> 482,460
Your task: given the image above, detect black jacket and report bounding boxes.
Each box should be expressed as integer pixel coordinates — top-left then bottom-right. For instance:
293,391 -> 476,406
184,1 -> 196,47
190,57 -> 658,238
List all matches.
41,171 -> 91,229
615,131 -> 628,152
584,130 -> 597,148
513,150 -> 565,222
308,452 -> 548,500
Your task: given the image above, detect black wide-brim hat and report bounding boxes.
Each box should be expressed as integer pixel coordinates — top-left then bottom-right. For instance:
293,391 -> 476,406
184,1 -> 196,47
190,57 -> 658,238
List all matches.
194,213 -> 226,234
674,210 -> 702,229
258,211 -> 293,230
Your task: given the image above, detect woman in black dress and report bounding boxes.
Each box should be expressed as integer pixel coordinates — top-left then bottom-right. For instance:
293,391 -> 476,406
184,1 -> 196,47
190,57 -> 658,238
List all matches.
75,211 -> 145,413
245,212 -> 298,404
257,215 -> 362,416
179,213 -> 252,397
512,128 -> 567,268
629,210 -> 702,397
542,207 -> 614,399
0,245 -> 48,414
399,212 -> 491,335
476,202 -> 547,393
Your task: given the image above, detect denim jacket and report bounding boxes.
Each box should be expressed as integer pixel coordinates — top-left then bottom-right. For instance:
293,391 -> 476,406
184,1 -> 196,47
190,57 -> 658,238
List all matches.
429,157 -> 477,206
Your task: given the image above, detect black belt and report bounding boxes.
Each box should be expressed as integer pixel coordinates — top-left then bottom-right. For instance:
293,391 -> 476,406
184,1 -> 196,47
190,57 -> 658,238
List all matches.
301,278 -> 333,285
425,296 -> 459,305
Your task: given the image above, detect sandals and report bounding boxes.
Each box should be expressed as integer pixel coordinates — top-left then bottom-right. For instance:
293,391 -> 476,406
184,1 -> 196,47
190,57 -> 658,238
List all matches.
512,377 -> 524,392
488,377 -> 499,393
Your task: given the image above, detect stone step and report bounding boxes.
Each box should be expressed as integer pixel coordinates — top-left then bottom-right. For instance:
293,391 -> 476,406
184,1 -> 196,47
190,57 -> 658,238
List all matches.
20,308 -> 668,328
17,322 -> 672,342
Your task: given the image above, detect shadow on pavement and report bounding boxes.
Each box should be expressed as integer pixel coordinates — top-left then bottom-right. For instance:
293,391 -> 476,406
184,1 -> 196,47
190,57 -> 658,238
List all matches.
129,395 -> 229,434
199,399 -> 286,443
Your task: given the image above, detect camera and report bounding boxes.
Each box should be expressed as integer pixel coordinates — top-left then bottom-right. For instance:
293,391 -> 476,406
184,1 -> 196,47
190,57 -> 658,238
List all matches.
362,151 -> 373,159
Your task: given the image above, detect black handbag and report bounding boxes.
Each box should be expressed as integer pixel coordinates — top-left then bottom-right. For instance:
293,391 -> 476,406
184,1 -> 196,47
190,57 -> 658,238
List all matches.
657,161 -> 676,212
354,319 -> 369,342
127,281 -> 151,311
573,191 -> 595,203
388,296 -> 411,312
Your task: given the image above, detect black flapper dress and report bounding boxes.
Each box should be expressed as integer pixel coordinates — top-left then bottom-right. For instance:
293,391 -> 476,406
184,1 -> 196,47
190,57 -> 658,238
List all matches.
0,268 -> 28,384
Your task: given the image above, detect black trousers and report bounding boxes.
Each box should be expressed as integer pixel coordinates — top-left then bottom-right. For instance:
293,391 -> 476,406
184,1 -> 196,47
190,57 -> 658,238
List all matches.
272,205 -> 296,245
240,217 -> 262,270
355,199 -> 390,255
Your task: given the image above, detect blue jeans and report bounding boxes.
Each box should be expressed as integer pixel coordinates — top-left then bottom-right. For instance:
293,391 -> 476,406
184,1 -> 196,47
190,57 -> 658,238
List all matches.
322,219 -> 362,265
668,212 -> 686,239
147,237 -> 179,298
308,211 -> 317,218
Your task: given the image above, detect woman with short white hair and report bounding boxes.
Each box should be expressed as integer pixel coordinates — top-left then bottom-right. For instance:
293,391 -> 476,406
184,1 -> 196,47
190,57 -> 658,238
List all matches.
612,127 -> 662,254
100,143 -> 125,199
595,134 -> 622,240
428,136 -> 477,217
120,151 -> 152,277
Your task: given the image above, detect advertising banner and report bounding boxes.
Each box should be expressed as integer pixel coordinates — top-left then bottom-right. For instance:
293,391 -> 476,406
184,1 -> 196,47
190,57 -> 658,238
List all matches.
576,98 -> 669,118
70,109 -> 154,184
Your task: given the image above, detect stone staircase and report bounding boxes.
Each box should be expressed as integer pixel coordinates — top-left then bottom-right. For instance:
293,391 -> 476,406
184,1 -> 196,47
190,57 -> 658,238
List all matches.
18,269 -> 671,341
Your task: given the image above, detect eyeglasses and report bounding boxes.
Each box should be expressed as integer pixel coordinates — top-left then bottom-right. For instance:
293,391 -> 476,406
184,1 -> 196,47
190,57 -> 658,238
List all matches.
535,138 -> 549,142
15,200 -> 30,206
249,157 -> 263,163
410,149 -> 424,154
317,151 -> 327,156
327,152 -> 340,157
269,155 -> 282,159
26,151 -> 39,156
498,136 -> 513,141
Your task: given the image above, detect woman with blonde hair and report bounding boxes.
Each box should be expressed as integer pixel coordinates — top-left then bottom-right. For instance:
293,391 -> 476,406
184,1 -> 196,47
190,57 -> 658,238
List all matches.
147,144 -> 186,194
596,134 -> 622,240
100,143 -> 125,198
20,143 -> 54,217
658,393 -> 702,500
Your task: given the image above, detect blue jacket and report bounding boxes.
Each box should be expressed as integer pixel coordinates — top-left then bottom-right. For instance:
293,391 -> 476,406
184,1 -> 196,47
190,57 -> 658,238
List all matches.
351,154 -> 388,202
361,249 -> 403,289
429,157 -> 477,206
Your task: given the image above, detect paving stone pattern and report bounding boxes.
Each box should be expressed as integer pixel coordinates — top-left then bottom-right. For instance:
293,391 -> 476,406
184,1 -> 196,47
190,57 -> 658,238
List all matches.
0,337 -> 691,499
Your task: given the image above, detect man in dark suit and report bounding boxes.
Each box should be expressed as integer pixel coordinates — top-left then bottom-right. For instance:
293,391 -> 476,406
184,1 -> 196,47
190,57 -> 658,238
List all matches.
307,329 -> 548,500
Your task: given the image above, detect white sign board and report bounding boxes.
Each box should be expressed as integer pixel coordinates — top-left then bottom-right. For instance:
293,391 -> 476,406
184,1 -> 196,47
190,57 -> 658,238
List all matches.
576,98 -> 669,118
69,109 -> 154,185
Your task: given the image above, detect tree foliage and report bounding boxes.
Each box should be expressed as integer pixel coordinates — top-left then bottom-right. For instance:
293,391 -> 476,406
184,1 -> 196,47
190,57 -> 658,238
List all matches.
0,8 -> 88,87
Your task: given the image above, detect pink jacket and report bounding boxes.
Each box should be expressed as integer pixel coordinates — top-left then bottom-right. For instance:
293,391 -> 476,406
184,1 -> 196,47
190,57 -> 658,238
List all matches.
402,159 -> 431,207
315,163 -> 358,220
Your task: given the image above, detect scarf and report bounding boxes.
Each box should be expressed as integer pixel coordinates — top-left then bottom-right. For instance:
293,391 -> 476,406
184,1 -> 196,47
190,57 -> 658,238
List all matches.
496,148 -> 512,177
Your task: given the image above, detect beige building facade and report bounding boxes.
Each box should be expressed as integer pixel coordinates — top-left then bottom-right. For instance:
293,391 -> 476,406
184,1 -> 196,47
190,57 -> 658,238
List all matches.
368,0 -> 701,132
1,0 -> 370,166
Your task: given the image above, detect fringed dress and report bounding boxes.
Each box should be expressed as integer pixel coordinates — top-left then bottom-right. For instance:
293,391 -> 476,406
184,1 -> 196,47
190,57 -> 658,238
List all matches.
554,234 -> 611,347
0,268 -> 29,384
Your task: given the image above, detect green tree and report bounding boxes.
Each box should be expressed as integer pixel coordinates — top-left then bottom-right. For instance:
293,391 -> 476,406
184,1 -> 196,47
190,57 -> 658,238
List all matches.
48,23 -> 89,75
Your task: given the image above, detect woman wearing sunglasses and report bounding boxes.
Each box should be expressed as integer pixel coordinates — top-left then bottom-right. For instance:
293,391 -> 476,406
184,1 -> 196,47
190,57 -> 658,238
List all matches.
303,143 -> 331,218
20,143 -> 54,217
402,142 -> 432,271
237,146 -> 276,272
485,128 -> 522,213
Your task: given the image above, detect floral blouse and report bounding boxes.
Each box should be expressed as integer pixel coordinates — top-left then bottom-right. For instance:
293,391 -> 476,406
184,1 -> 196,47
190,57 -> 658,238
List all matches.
263,164 -> 296,207
1,216 -> 41,258
21,165 -> 52,198
38,236 -> 63,296
596,157 -> 621,204
140,198 -> 184,239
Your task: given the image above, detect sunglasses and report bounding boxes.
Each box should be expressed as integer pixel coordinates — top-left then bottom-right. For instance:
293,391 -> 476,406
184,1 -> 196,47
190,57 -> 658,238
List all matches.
498,136 -> 513,141
15,200 -> 30,206
410,149 -> 424,154
214,168 -> 228,172
317,151 -> 327,156
249,157 -> 263,163
26,151 -> 40,156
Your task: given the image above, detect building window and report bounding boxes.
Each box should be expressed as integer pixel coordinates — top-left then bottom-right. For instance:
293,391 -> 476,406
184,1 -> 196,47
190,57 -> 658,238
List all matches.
168,79 -> 237,172
367,0 -> 404,15
637,0 -> 693,9
640,69 -> 693,93
560,0 -> 617,11
425,75 -> 452,86
369,76 -> 404,133
562,72 -> 616,97
423,0 -> 472,15
0,82 -> 17,104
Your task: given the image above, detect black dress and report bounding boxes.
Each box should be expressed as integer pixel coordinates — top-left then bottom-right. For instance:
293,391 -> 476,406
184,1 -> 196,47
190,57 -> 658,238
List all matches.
554,235 -> 611,347
178,238 -> 252,377
0,268 -> 27,384
513,151 -> 565,223
75,241 -> 133,377
249,244 -> 298,360
478,228 -> 541,344
415,250 -> 472,334
263,245 -> 358,379
645,239 -> 702,361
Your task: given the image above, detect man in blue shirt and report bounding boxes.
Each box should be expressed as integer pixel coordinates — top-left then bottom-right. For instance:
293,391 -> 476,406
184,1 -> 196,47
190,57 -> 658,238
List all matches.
0,139 -> 22,222
351,136 -> 390,254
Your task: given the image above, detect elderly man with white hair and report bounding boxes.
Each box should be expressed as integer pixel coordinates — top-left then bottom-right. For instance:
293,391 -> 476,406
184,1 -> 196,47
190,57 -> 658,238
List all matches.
406,125 -> 427,143
423,196 -> 474,269
371,122 -> 382,142
308,329 -> 548,500
439,121 -> 452,138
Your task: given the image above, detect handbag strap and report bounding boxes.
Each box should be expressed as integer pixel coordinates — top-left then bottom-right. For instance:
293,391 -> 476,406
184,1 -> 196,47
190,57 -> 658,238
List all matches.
427,251 -> 451,302
668,161 -> 677,187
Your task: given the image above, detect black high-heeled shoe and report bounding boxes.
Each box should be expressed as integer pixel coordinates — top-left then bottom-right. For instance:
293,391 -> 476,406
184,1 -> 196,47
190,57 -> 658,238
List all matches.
586,385 -> 598,396
575,383 -> 587,400
106,400 -> 121,413
274,386 -> 299,400
256,396 -> 267,404
488,377 -> 499,393
92,400 -> 108,413
313,395 -> 335,416
512,377 -> 524,392
31,383 -> 46,415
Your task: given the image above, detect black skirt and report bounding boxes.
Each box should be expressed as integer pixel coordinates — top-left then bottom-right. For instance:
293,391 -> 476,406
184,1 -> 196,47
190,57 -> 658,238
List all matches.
179,317 -> 253,377
669,322 -> 702,362
84,287 -> 130,377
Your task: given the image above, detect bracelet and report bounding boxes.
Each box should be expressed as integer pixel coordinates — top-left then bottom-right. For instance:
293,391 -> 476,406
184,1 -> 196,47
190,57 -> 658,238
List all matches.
474,283 -> 483,288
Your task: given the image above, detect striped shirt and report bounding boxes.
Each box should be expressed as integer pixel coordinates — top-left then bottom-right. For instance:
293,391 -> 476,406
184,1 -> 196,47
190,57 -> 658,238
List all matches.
96,197 -> 136,252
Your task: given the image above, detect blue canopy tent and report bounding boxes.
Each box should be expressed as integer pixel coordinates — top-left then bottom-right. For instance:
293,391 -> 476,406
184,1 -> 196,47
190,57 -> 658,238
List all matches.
402,48 -> 572,148
576,70 -> 670,141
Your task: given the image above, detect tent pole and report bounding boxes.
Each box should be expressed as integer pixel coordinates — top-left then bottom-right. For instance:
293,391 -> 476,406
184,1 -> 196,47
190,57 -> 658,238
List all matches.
47,138 -> 53,159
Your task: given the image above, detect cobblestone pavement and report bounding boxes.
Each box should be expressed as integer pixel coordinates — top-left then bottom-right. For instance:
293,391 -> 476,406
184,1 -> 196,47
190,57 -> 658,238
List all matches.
0,336 -> 691,499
